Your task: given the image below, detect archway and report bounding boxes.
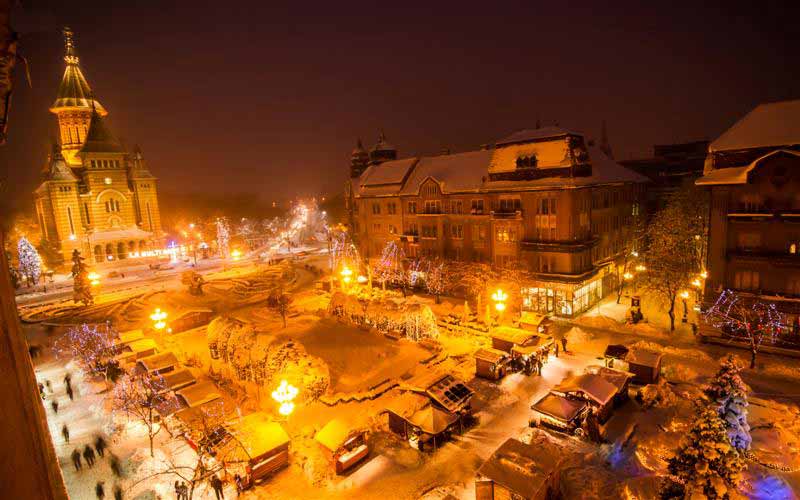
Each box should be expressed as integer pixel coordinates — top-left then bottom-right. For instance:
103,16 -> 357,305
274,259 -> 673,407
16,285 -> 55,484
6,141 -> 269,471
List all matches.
117,242 -> 127,260
128,241 -> 136,255
94,245 -> 103,263
105,243 -> 114,261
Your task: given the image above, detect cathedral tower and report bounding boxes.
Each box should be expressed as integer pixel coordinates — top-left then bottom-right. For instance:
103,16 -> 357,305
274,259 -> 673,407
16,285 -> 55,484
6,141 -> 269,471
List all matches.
48,27 -> 106,166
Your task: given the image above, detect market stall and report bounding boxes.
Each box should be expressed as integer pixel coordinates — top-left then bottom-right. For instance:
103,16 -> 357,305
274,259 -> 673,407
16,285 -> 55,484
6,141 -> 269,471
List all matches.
314,419 -> 369,474
530,392 -> 588,435
474,348 -> 511,380
223,413 -> 290,487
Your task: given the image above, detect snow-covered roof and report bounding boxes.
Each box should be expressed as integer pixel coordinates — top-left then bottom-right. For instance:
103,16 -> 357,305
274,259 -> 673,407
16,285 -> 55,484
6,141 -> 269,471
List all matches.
159,368 -> 196,392
136,351 -> 179,374
710,99 -> 800,153
385,392 -> 430,419
230,413 -> 290,459
477,438 -> 562,498
531,392 -> 587,422
696,149 -> 800,186
492,325 -> 537,345
408,405 -> 458,435
592,366 -> 633,391
176,380 -> 222,408
361,157 -> 417,186
399,149 -> 491,195
554,373 -> 618,406
474,347 -> 509,364
314,419 -> 354,452
625,348 -> 663,368
494,127 -> 581,146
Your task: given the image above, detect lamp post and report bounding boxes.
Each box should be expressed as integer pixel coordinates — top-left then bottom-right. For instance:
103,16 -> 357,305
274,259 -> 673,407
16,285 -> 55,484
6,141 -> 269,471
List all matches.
150,308 -> 168,331
88,272 -> 100,287
271,380 -> 299,418
680,290 -> 689,323
491,288 -> 508,323
340,266 -> 353,290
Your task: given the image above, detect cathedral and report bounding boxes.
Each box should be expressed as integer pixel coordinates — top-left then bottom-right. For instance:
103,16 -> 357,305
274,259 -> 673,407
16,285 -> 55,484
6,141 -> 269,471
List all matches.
34,28 -> 163,265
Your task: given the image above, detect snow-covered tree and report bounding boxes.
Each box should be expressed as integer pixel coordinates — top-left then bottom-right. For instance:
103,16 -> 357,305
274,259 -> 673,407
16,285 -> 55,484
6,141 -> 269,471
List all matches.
112,373 -> 179,458
17,236 -> 41,286
71,249 -> 94,306
374,241 -> 406,292
424,257 -> 448,303
661,405 -> 744,500
703,289 -> 783,369
55,323 -> 113,373
643,187 -> 707,331
704,355 -> 751,451
455,263 -> 498,317
216,217 -> 230,259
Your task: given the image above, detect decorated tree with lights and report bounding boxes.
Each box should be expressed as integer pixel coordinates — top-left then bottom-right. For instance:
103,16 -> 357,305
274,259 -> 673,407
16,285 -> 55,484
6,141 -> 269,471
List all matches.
661,405 -> 744,499
112,373 -> 179,458
704,289 -> 783,369
55,323 -> 114,373
424,257 -> 448,303
456,263 -> 499,319
374,241 -> 406,293
71,249 -> 94,306
704,355 -> 751,451
216,217 -> 230,259
17,236 -> 41,286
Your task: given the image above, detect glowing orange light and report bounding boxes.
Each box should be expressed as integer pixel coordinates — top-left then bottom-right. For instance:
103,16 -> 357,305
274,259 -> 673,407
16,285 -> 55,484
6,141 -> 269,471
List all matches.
271,380 -> 299,416
150,308 -> 168,330
231,249 -> 242,260
88,272 -> 100,287
491,289 -> 508,312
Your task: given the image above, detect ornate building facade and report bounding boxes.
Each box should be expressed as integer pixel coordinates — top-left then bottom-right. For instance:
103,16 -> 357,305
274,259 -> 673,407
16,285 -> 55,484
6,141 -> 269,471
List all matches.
34,28 -> 162,265
346,128 -> 648,317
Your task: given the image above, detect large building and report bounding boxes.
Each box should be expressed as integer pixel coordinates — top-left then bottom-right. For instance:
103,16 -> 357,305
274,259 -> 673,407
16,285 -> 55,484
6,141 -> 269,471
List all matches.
346,128 -> 648,317
34,28 -> 162,265
697,99 -> 800,326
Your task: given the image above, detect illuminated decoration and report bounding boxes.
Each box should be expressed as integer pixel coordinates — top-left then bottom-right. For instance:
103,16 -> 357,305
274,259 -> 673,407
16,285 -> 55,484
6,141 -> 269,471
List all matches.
271,380 -> 299,416
150,308 -> 168,331
680,290 -> 690,299
700,270 -> 708,279
374,241 -> 406,289
231,248 -> 242,260
635,264 -> 646,272
492,289 -> 508,312
623,272 -> 634,280
631,250 -> 639,257
88,272 -> 100,286
357,275 -> 368,284
340,266 -> 353,285
692,278 -> 702,288
104,177 -> 112,185
17,237 -> 42,286
54,322 -> 115,370
69,233 -> 77,241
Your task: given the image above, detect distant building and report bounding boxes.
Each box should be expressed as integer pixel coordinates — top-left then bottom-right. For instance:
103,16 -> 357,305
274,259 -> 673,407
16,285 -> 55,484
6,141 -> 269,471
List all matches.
696,99 -> 800,323
33,28 -> 163,264
620,140 -> 709,214
346,127 -> 648,317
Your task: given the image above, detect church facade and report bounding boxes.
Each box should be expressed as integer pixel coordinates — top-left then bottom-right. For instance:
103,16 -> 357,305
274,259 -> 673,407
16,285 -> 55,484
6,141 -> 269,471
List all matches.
34,28 -> 163,265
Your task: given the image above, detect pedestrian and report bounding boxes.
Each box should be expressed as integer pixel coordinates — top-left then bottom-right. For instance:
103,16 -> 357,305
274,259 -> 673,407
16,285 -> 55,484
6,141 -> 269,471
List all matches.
536,356 -> 543,376
234,474 -> 243,496
109,453 -> 122,478
554,342 -> 559,358
39,382 -> 46,399
94,435 -> 107,457
64,372 -> 72,389
66,385 -> 74,401
96,481 -> 105,500
62,424 -> 70,443
113,484 -> 123,500
211,475 -> 224,500
45,380 -> 53,393
174,481 -> 182,500
84,445 -> 96,467
71,448 -> 82,471
51,399 -> 59,414
180,482 -> 188,499
560,336 -> 568,354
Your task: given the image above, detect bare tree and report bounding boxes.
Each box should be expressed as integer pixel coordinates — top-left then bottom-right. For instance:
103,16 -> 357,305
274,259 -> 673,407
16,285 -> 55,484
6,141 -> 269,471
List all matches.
703,289 -> 783,369
268,285 -> 292,328
112,372 -> 180,457
55,323 -> 114,374
423,257 -> 448,304
455,263 -> 498,318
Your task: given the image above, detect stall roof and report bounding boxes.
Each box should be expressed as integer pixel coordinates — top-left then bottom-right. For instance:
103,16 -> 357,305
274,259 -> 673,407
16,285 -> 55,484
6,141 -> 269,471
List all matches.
477,438 -> 562,499
519,312 -> 549,328
314,419 -> 352,452
531,392 -> 587,422
159,368 -> 197,392
385,392 -> 430,419
491,326 -> 536,345
474,348 -> 509,364
117,330 -> 144,345
554,373 -> 618,406
136,352 -> 179,374
591,366 -> 633,391
400,371 -> 474,413
176,380 -> 222,408
127,338 -> 158,353
408,405 -> 458,435
230,412 -> 290,459
173,398 -> 237,427
626,348 -> 663,368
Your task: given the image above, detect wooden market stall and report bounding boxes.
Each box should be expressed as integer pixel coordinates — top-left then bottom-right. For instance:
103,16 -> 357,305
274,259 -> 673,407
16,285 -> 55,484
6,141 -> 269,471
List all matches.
474,348 -> 511,380
169,308 -> 214,334
135,351 -> 179,376
603,344 -> 663,384
530,392 -> 588,435
111,329 -> 144,354
314,419 -> 369,474
158,368 -> 197,392
114,338 -> 158,365
519,312 -> 551,334
491,326 -> 553,357
223,413 -> 290,488
175,380 -> 222,409
171,398 -> 238,450
476,438 -> 563,500
551,373 -> 618,422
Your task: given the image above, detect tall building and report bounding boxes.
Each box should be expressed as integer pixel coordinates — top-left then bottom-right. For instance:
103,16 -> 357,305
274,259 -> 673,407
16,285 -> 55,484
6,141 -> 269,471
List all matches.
33,28 -> 162,265
697,99 -> 800,326
347,127 -> 648,317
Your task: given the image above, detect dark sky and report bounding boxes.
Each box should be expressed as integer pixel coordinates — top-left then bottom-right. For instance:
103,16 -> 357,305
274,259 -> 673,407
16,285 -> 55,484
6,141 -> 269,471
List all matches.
1,1 -> 798,214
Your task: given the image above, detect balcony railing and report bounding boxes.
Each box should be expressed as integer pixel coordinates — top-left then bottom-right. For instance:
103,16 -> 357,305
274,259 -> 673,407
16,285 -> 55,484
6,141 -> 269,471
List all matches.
491,209 -> 523,219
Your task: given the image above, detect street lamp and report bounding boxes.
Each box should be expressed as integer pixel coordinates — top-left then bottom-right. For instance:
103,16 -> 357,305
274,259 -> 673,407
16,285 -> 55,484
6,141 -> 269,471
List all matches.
340,266 -> 353,288
623,272 -> 634,281
231,249 -> 242,261
271,380 -> 299,417
150,308 -> 168,331
680,290 -> 689,323
491,288 -> 508,313
635,264 -> 646,272
88,272 -> 101,287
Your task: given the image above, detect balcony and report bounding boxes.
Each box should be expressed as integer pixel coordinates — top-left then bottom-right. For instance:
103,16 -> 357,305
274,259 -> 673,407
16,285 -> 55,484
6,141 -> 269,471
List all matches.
418,209 -> 445,216
727,248 -> 800,266
491,209 -> 523,220
520,237 -> 598,253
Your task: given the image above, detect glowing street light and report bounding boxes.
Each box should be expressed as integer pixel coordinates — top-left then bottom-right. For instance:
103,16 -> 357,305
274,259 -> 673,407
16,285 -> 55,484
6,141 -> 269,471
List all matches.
691,278 -> 702,288
271,380 -> 299,416
700,270 -> 708,279
340,266 -> 353,285
635,264 -> 646,272
231,249 -> 242,260
88,272 -> 101,287
680,290 -> 690,299
491,289 -> 508,312
356,275 -> 368,284
150,308 -> 168,331
623,272 -> 634,281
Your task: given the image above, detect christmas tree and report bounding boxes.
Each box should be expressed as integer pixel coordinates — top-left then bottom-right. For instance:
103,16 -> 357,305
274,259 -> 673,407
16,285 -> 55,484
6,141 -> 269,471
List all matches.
704,355 -> 751,451
71,249 -> 94,306
17,236 -> 41,286
216,218 -> 230,259
662,405 -> 744,499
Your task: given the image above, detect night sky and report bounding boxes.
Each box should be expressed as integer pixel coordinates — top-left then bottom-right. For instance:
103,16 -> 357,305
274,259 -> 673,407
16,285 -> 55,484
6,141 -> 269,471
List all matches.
1,1 -> 798,215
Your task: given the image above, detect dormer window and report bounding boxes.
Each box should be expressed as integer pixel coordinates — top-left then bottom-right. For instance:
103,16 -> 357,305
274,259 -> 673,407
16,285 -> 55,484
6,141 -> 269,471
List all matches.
516,155 -> 537,169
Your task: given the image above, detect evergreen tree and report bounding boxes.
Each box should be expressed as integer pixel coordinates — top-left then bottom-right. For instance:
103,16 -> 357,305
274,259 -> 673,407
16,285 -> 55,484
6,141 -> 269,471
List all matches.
71,249 -> 94,306
704,355 -> 751,451
17,236 -> 41,286
661,405 -> 744,499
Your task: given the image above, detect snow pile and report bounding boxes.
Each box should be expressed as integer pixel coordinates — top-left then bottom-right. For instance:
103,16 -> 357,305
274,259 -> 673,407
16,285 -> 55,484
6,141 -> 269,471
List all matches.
636,379 -> 677,409
565,326 -> 593,345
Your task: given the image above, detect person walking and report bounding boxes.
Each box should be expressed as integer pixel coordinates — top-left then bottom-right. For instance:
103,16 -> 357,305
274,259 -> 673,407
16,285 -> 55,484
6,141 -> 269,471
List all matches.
234,474 -> 243,496
51,399 -> 59,414
64,373 -> 72,390
39,382 -> 46,399
554,342 -> 559,358
113,484 -> 123,500
560,336 -> 568,354
45,380 -> 53,393
71,448 -> 82,471
536,355 -> 543,376
94,435 -> 107,457
174,481 -> 182,500
109,453 -> 122,478
84,444 -> 96,467
179,482 -> 188,499
95,481 -> 105,500
66,384 -> 74,401
61,424 -> 70,443
210,475 -> 224,500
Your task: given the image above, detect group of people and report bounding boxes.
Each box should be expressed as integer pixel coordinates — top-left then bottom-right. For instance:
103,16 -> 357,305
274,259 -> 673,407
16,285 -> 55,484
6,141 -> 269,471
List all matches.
68,435 -> 107,470
175,474 -> 228,499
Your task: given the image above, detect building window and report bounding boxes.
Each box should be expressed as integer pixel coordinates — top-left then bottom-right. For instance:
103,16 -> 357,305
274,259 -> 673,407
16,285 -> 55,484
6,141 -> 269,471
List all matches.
790,243 -> 797,254
104,177 -> 112,185
498,198 -> 522,213
424,200 -> 441,214
734,270 -> 760,291
422,183 -> 439,197
372,203 -> 381,215
67,206 -> 75,235
387,202 -> 397,215
450,200 -> 463,214
632,202 -> 640,216
372,223 -> 381,232
515,155 -> 537,169
84,203 -> 91,225
451,224 -> 463,239
472,226 -> 486,243
737,232 -> 761,251
407,222 -> 418,235
470,199 -> 484,215
421,225 -> 438,238
388,224 -> 397,234
408,201 -> 417,214
495,226 -> 517,243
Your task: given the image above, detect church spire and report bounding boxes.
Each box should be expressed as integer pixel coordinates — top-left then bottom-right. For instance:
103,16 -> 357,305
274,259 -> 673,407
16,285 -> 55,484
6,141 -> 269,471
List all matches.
50,27 -> 106,115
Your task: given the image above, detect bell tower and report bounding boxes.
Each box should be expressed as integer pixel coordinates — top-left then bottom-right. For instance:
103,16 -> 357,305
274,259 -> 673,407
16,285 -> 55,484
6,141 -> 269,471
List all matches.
49,27 -> 107,166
